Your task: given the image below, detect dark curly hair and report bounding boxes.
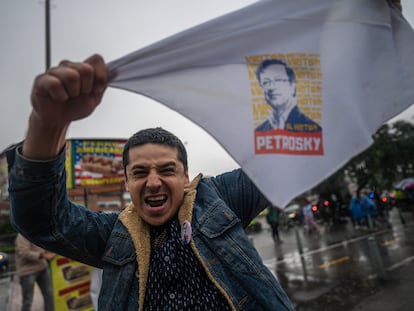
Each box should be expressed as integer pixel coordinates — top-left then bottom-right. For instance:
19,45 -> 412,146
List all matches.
122,127 -> 188,177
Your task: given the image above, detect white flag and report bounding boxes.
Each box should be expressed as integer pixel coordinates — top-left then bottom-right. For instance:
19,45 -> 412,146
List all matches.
108,0 -> 414,208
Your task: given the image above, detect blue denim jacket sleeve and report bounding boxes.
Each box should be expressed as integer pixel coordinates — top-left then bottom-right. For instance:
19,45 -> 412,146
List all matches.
205,169 -> 272,228
192,171 -> 296,310
6,143 -> 117,267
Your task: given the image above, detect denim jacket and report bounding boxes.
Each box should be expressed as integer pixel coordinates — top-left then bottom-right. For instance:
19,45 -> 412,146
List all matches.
7,143 -> 295,311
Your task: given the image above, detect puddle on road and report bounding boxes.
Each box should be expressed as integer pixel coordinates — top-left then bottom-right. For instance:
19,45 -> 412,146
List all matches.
281,273 -> 381,311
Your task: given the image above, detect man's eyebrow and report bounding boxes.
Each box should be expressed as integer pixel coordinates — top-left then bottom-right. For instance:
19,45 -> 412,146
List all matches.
130,161 -> 177,170
159,161 -> 177,169
128,164 -> 147,171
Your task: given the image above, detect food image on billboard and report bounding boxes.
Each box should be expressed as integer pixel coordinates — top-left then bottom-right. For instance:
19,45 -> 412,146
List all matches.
49,255 -> 94,311
66,139 -> 127,189
80,155 -> 123,176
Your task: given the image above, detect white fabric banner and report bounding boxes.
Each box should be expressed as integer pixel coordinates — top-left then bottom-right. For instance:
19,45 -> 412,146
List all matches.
108,0 -> 414,208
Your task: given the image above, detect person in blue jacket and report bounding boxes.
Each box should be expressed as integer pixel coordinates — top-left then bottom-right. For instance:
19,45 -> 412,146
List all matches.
359,191 -> 378,229
349,196 -> 364,229
6,54 -> 295,311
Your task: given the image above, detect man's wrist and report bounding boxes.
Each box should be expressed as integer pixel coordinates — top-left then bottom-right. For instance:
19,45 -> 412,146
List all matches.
22,112 -> 69,160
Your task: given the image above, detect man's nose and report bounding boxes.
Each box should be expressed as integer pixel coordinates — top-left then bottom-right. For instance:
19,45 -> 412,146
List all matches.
146,171 -> 162,190
266,80 -> 278,90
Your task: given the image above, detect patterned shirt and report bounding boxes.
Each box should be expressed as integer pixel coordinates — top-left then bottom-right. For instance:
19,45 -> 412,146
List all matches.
144,217 -> 232,310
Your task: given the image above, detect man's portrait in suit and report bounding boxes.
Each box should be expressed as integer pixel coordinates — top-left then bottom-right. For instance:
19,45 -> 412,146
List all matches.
255,59 -> 322,133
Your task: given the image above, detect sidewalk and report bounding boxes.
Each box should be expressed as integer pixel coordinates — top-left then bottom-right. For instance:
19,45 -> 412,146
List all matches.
1,274 -> 44,311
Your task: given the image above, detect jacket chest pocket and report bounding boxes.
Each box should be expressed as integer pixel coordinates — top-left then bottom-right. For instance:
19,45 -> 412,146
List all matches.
100,231 -> 138,309
102,231 -> 136,265
197,203 -> 266,276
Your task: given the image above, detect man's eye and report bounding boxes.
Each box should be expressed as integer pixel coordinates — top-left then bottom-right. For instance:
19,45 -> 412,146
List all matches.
132,171 -> 147,177
161,168 -> 175,175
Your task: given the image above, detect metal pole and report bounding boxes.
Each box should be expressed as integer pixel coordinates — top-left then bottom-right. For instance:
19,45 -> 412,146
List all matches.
398,207 -> 406,225
294,227 -> 304,255
367,214 -> 373,229
294,227 -> 308,282
45,0 -> 51,69
368,236 -> 387,280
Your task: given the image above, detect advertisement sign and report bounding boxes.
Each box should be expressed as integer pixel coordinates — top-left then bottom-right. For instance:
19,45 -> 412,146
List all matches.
66,139 -> 127,189
50,255 -> 94,311
0,154 -> 8,201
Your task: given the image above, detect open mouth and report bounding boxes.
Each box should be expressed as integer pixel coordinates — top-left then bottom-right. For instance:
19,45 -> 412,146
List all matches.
145,195 -> 167,208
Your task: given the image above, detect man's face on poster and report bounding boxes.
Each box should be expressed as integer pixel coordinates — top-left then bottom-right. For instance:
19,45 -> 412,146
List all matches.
259,64 -> 296,110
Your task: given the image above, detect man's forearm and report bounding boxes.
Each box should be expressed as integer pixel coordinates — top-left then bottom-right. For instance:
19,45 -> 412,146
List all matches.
22,112 -> 69,160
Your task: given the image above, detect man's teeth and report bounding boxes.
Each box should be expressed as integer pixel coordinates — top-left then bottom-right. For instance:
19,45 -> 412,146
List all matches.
147,195 -> 166,202
146,195 -> 167,207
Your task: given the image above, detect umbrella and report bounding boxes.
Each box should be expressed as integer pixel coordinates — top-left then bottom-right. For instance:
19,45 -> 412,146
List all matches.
404,182 -> 414,191
395,178 -> 414,190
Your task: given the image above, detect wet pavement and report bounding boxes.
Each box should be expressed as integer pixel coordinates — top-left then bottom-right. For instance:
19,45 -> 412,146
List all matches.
1,208 -> 414,310
1,275 -> 44,311
249,208 -> 414,310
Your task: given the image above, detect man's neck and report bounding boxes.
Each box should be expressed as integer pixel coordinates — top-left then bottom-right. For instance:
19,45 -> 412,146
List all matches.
271,99 -> 296,127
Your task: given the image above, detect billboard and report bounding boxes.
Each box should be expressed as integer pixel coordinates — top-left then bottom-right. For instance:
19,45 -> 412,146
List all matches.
66,139 -> 127,189
50,256 -> 94,311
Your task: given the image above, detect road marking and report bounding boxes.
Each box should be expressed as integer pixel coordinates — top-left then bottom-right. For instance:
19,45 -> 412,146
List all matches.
319,256 -> 351,269
386,255 -> 414,271
382,238 -> 399,247
262,231 -> 384,267
263,222 -> 414,268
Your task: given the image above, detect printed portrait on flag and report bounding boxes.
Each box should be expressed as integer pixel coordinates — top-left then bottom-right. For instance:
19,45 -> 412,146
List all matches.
247,54 -> 324,156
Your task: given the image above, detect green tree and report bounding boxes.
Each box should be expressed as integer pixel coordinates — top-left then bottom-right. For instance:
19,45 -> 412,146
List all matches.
310,120 -> 414,200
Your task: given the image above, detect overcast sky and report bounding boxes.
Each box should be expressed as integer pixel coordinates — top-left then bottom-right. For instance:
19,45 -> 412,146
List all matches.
1,0 -> 413,179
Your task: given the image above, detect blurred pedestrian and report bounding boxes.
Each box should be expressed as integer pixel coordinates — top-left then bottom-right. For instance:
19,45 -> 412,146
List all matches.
372,191 -> 392,229
318,198 -> 333,230
15,234 -> 55,311
266,205 -> 282,243
359,190 -> 378,229
303,200 -> 320,234
90,267 -> 103,310
349,196 -> 364,229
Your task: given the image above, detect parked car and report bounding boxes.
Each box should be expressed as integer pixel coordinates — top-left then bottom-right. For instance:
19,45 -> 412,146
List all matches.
0,251 -> 8,273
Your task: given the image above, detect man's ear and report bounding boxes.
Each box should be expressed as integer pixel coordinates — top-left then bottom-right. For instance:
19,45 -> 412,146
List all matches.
124,179 -> 129,192
184,172 -> 190,187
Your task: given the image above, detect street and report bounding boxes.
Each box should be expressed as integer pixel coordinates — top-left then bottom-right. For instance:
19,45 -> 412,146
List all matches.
249,208 -> 414,310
